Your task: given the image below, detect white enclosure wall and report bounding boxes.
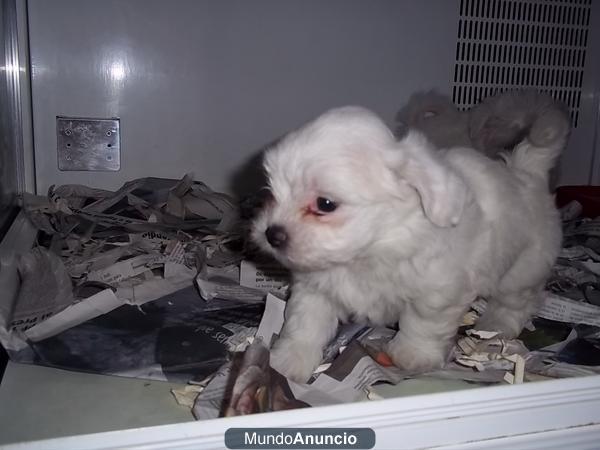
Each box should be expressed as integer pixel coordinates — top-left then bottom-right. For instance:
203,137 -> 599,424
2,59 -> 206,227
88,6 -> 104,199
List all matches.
26,1 -> 600,195
28,0 -> 459,195
27,0 -> 600,195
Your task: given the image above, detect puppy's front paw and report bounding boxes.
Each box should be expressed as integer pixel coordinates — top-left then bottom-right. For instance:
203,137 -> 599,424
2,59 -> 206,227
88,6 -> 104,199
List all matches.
476,305 -> 527,339
387,335 -> 446,373
270,339 -> 322,383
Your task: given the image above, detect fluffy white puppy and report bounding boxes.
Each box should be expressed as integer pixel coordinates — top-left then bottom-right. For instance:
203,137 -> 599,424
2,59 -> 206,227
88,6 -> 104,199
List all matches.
252,106 -> 565,383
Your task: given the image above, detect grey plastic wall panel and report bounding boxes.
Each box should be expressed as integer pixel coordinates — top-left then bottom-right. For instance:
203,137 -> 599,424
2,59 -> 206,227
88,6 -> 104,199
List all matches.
28,0 -> 459,195
0,1 -> 18,212
1,0 -> 32,231
15,0 -> 35,194
570,0 -> 600,186
585,3 -> 600,185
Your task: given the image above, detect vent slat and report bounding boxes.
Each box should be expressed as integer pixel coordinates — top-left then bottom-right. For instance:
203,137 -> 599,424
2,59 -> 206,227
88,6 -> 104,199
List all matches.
452,0 -> 590,128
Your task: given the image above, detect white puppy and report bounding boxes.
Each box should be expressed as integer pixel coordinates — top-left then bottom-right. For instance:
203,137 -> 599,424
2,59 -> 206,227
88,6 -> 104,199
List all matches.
252,106 -> 565,383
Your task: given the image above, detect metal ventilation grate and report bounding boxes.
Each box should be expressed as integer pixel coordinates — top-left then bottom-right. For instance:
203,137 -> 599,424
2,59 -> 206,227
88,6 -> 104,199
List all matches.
452,0 -> 591,127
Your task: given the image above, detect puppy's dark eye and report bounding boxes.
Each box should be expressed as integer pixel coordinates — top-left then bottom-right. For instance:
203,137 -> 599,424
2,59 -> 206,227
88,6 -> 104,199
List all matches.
316,197 -> 337,213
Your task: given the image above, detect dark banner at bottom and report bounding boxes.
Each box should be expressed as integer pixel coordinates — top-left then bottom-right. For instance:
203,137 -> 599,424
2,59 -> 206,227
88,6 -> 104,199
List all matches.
225,428 -> 375,449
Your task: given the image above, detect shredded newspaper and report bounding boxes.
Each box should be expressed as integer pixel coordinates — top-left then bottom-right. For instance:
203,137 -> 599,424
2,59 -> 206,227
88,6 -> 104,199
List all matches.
3,180 -> 600,416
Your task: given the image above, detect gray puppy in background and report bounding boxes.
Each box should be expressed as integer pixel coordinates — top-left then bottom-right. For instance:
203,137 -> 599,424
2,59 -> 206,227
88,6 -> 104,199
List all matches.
396,89 -> 570,159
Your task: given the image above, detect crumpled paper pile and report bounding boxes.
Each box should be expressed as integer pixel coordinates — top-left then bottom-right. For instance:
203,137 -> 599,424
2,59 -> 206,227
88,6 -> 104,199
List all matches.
5,176 -> 599,417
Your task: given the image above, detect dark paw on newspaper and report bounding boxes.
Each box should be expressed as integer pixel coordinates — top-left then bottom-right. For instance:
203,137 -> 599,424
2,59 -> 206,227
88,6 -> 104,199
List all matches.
224,339 -> 309,416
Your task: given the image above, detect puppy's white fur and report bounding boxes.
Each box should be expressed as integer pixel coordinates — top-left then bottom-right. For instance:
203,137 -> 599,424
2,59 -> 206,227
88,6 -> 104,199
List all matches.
252,106 -> 564,383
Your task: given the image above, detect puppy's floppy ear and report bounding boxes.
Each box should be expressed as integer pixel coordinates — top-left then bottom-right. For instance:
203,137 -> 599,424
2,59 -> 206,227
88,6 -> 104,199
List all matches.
386,131 -> 470,227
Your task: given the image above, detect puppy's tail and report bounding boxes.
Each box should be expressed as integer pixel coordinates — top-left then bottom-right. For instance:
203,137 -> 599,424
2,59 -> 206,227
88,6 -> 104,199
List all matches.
470,90 -> 571,160
505,132 -> 565,181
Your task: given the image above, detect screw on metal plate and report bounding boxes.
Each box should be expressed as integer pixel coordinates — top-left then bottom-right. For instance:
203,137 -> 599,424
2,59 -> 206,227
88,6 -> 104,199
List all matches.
57,117 -> 120,171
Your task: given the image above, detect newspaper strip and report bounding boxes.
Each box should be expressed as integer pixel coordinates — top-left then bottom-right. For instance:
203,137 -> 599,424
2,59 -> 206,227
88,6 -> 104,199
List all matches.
255,293 -> 287,347
322,323 -> 369,364
192,363 -> 232,420
580,260 -> 600,277
537,292 -> 600,327
24,289 -> 121,342
171,384 -> 205,408
566,219 -> 600,238
502,354 -> 525,384
3,248 -> 75,351
288,373 -> 366,406
239,260 -> 289,292
86,254 -> 162,284
116,269 -> 197,305
196,275 -> 266,304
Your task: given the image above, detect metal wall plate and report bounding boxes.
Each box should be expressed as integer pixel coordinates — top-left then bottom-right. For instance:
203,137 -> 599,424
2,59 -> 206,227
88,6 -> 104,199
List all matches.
57,117 -> 120,171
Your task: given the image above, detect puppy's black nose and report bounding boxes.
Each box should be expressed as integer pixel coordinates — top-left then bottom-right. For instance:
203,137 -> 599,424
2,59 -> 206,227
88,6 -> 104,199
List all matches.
265,225 -> 288,249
